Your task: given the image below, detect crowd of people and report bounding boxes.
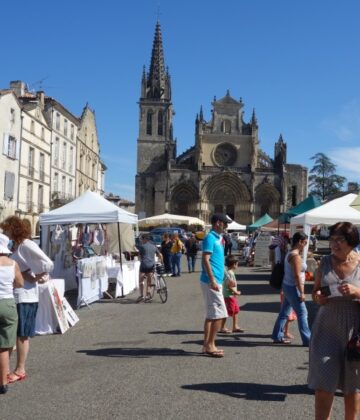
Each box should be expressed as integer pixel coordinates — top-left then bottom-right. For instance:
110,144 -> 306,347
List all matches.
199,215 -> 360,419
0,216 -> 54,395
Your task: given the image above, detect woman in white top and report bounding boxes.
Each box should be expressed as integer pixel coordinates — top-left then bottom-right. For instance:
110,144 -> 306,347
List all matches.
0,217 -> 53,384
0,233 -> 23,394
271,232 -> 311,346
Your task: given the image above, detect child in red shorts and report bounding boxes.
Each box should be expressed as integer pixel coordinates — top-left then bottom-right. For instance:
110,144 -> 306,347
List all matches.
220,255 -> 244,333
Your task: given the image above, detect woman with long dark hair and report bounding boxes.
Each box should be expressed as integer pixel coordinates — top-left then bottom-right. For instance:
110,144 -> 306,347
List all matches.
271,231 -> 311,346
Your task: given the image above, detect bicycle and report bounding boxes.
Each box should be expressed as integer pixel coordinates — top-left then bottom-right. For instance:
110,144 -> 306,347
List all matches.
148,263 -> 168,303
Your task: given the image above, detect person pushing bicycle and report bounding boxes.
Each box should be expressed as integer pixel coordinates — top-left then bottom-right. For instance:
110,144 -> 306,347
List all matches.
136,234 -> 163,303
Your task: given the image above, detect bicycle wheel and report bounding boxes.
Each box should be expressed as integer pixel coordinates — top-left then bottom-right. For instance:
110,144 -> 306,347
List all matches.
148,273 -> 156,299
157,275 -> 168,303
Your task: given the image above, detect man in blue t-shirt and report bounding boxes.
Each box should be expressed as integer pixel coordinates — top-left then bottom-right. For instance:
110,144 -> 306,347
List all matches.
200,213 -> 230,358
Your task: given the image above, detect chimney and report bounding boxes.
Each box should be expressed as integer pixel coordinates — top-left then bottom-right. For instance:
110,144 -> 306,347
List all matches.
37,91 -> 45,109
10,80 -> 26,97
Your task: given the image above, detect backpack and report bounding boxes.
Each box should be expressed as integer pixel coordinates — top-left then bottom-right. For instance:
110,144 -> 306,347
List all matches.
269,262 -> 284,290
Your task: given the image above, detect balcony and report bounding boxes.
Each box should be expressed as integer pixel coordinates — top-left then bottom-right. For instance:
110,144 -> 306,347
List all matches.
38,203 -> 45,213
39,170 -> 45,182
50,191 -> 74,209
28,166 -> 35,178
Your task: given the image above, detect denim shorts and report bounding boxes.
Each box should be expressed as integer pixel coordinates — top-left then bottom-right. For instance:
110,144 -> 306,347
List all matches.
17,302 -> 39,338
0,298 -> 18,348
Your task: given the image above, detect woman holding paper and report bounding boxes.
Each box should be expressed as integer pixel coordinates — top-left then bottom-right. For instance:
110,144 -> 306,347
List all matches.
309,222 -> 360,420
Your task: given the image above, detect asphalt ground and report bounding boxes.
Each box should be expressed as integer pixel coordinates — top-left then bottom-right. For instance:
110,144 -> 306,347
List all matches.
2,251 -> 346,420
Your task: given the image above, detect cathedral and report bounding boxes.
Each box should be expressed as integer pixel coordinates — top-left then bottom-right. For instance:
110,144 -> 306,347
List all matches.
135,22 -> 308,224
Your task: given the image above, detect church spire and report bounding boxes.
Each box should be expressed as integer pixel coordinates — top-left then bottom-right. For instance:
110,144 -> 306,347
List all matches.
148,21 -> 167,99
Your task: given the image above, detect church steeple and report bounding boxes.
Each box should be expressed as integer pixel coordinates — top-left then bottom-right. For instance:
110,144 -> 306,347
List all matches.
147,21 -> 170,100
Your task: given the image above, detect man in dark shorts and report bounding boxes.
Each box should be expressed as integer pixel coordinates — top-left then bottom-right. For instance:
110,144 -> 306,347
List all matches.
137,234 -> 163,302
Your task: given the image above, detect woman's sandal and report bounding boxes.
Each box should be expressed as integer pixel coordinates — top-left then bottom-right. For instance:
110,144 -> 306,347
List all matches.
219,329 -> 232,334
272,339 -> 291,345
7,372 -> 27,384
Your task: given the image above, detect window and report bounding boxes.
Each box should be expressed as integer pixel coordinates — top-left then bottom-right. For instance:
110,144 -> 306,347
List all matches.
158,110 -> 163,136
62,176 -> 66,194
291,186 -> 297,207
91,134 -> 94,149
4,171 -> 15,200
70,124 -> 74,140
54,137 -> 59,166
39,153 -> 45,181
62,142 -> 67,170
56,113 -> 60,130
69,178 -> 73,196
26,182 -> 33,212
38,185 -> 44,213
69,147 -> 73,173
85,127 -> 88,142
92,163 -> 96,180
64,119 -> 68,137
30,120 -> 35,134
2,135 -> 18,159
146,111 -> 152,135
221,120 -> 231,134
10,108 -> 15,123
41,127 -> 45,140
28,148 -> 35,177
53,172 -> 58,192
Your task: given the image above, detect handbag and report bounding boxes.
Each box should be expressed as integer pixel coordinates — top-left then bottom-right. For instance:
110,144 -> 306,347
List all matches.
269,262 -> 284,290
346,332 -> 360,361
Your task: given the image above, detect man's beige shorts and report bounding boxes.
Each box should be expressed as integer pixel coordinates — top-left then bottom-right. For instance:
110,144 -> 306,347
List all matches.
200,281 -> 228,320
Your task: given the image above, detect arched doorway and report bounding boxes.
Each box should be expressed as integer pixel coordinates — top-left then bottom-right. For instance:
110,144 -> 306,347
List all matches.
170,182 -> 198,216
254,183 -> 281,219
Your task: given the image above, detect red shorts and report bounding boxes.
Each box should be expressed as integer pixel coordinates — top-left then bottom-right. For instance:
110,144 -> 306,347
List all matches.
224,296 -> 240,316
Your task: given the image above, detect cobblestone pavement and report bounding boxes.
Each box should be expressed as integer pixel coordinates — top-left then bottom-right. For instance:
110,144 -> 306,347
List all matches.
2,256 -> 344,420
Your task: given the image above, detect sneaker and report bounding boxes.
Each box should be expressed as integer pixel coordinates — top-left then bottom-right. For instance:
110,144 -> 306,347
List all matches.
144,294 -> 152,303
136,296 -> 144,303
0,385 -> 8,394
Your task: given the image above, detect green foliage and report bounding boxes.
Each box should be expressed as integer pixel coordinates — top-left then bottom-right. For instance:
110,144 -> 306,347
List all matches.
309,153 -> 346,200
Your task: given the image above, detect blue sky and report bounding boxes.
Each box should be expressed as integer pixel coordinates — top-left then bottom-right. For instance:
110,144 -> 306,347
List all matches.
1,0 -> 360,200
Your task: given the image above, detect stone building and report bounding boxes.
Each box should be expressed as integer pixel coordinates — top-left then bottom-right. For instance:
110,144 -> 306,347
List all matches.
135,22 -> 308,224
76,105 -> 101,196
0,90 -> 22,221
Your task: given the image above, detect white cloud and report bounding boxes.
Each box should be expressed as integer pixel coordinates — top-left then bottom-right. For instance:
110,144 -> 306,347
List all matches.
321,99 -> 360,143
329,147 -> 360,182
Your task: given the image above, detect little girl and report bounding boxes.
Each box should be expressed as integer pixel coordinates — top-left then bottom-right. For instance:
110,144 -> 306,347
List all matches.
220,255 -> 244,333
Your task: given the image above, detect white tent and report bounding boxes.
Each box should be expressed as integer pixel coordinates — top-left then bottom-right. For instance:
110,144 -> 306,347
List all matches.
290,193 -> 360,228
39,190 -> 137,225
138,213 -> 205,228
227,220 -> 247,231
290,193 -> 360,259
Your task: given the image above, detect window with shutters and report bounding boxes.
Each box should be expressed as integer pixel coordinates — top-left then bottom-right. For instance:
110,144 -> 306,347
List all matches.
54,137 -> 59,167
39,153 -> 45,181
4,171 -> 15,200
28,148 -> 35,177
55,113 -> 60,130
3,135 -> 17,159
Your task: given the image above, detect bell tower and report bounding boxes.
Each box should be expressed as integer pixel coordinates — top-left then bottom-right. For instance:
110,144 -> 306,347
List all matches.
135,22 -> 176,216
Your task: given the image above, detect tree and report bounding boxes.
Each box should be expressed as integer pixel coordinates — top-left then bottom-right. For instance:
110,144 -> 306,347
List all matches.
309,153 -> 346,200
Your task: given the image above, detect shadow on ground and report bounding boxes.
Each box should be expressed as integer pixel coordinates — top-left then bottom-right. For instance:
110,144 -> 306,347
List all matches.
77,347 -> 199,358
182,382 -> 312,401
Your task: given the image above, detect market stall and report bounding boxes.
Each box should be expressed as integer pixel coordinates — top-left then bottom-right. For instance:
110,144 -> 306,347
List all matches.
39,190 -> 139,306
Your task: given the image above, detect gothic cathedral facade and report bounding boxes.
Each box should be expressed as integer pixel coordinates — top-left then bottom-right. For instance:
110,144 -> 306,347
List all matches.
135,22 -> 308,224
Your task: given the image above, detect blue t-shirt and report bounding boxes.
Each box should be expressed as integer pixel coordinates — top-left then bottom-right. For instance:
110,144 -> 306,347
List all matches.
200,230 -> 225,285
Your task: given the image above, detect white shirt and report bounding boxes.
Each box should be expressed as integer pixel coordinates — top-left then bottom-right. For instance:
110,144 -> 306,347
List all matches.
0,262 -> 15,299
12,239 -> 54,303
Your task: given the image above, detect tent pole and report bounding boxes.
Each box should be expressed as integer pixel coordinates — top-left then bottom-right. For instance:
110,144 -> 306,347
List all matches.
117,222 -> 123,267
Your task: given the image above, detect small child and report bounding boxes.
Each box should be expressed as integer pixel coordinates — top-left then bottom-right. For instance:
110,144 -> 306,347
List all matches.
220,255 -> 244,334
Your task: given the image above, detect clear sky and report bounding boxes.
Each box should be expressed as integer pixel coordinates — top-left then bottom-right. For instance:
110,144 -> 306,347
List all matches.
1,0 -> 360,200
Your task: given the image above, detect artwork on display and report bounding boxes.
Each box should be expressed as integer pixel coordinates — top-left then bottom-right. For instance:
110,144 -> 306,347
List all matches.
48,281 -> 69,334
62,297 -> 79,327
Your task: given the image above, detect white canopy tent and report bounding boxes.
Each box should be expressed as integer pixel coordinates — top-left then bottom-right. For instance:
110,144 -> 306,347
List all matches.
40,190 -> 137,225
290,193 -> 360,258
138,213 -> 205,228
227,220 -> 247,231
39,190 -> 138,290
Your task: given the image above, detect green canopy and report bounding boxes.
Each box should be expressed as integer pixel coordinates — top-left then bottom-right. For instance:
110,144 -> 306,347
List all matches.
278,195 -> 322,223
248,213 -> 273,231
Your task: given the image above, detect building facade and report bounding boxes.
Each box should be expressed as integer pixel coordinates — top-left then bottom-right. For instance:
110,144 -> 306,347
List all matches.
76,106 -> 101,196
44,97 -> 78,208
0,90 -> 21,221
135,22 -> 308,224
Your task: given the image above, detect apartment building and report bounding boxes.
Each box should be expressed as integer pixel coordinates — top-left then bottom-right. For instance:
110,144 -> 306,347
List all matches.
0,90 -> 21,221
44,97 -> 78,208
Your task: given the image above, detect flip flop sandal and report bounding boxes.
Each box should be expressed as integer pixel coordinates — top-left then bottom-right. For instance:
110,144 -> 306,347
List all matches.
7,372 -> 27,383
219,329 -> 232,334
205,350 -> 224,358
272,339 -> 291,345
233,328 -> 245,333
